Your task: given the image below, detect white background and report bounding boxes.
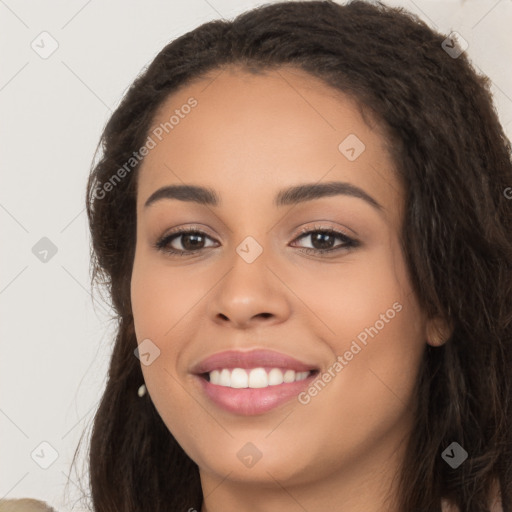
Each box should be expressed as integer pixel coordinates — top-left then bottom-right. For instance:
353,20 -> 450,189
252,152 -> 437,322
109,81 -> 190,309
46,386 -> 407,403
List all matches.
1,0 -> 511,510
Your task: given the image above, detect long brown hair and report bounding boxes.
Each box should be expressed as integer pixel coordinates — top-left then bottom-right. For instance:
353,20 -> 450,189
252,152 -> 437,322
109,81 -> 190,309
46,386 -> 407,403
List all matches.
70,1 -> 512,510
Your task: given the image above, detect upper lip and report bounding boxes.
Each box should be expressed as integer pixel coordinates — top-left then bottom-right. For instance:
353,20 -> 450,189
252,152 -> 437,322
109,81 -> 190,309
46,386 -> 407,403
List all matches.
191,349 -> 320,375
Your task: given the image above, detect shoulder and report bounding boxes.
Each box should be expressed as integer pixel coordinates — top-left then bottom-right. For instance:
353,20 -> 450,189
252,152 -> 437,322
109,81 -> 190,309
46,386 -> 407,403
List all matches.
0,499 -> 57,512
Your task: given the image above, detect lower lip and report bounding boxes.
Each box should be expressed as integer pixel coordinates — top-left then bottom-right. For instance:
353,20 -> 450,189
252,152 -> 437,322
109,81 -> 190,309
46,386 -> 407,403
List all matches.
195,372 -> 318,416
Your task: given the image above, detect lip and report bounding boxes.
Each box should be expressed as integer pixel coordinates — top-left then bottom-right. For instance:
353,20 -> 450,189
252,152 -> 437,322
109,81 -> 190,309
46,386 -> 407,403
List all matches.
190,349 -> 319,375
195,372 -> 318,416
190,349 -> 320,416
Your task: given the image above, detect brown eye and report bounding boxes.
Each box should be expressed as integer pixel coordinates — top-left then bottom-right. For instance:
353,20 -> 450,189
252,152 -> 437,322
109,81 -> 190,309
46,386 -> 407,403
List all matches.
154,225 -> 359,257
291,227 -> 359,256
155,228 -> 217,255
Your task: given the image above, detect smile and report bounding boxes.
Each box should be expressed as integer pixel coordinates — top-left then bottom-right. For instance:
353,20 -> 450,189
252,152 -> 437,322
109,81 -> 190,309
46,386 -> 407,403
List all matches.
195,368 -> 319,416
205,367 -> 313,388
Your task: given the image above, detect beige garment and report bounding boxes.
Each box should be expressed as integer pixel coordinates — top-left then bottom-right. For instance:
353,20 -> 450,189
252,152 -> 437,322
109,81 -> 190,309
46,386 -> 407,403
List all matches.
0,495 -> 503,512
0,499 -> 56,512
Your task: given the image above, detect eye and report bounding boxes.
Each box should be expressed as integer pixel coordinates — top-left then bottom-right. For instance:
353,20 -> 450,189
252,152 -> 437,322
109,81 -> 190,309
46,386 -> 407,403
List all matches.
154,226 -> 217,255
154,224 -> 359,257
291,225 -> 359,255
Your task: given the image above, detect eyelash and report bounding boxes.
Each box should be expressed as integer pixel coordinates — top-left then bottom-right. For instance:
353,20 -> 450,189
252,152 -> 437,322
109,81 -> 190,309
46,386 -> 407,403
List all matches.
154,224 -> 359,257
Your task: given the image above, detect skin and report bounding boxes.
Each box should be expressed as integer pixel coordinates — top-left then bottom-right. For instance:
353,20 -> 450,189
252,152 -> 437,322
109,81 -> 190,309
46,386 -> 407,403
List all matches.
130,66 -> 450,512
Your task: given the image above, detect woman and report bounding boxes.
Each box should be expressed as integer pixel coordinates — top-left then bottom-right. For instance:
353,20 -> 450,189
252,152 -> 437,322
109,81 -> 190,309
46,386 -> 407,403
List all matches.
74,1 -> 512,510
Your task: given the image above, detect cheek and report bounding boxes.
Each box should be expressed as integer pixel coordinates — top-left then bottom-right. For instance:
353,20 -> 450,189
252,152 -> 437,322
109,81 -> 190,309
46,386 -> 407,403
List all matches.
283,241 -> 418,350
130,251 -> 207,342
130,251 -> 208,448
290,243 -> 426,427
313,296 -> 425,457
286,280 -> 425,479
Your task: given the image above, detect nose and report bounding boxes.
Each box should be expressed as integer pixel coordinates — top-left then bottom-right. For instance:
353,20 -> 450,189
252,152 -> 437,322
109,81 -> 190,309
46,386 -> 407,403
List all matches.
207,248 -> 291,330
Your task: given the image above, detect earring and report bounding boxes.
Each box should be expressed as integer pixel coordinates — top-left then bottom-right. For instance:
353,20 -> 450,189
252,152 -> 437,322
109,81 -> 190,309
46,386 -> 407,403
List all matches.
138,384 -> 147,397
426,316 -> 452,347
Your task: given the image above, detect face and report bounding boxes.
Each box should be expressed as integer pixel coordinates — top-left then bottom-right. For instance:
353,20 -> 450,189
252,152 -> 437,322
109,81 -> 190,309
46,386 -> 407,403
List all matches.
130,66 -> 436,506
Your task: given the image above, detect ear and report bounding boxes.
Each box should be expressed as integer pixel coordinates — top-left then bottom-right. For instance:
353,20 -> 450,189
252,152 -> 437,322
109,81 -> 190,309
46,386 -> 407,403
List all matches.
426,315 -> 453,347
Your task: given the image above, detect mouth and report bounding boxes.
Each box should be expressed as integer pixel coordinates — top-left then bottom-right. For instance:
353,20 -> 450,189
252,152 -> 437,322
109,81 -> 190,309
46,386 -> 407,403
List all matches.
190,348 -> 321,415
199,367 -> 320,388
194,368 -> 319,416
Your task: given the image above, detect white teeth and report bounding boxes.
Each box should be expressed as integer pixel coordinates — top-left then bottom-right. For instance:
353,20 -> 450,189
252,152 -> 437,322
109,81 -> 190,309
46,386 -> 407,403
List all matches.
230,368 -> 249,388
206,367 -> 312,388
268,368 -> 284,386
296,371 -> 310,381
210,370 -> 221,385
283,369 -> 295,383
219,369 -> 230,386
248,367 -> 268,388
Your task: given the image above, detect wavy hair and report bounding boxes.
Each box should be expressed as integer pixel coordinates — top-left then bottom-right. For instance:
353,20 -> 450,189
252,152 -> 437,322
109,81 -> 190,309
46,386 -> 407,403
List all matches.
70,1 -> 512,511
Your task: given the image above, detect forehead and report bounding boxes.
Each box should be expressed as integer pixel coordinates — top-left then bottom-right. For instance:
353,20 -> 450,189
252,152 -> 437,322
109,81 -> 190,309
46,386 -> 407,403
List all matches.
136,66 -> 401,218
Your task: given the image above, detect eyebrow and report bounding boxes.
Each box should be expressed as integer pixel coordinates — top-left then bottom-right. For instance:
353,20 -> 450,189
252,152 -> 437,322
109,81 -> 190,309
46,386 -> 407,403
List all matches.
144,181 -> 384,213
